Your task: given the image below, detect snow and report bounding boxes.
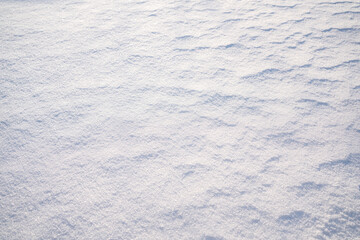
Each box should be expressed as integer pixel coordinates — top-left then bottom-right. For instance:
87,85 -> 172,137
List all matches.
0,0 -> 359,239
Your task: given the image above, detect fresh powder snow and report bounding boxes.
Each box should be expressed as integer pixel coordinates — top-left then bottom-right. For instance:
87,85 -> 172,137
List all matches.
0,0 -> 359,239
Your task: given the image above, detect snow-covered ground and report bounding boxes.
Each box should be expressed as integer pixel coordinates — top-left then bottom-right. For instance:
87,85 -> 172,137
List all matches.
1,0 -> 359,239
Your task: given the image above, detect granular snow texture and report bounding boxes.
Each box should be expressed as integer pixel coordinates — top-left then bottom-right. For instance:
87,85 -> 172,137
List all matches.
1,0 -> 359,239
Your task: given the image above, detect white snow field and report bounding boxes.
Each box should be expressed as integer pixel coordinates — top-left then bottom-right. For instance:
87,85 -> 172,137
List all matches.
1,0 -> 360,239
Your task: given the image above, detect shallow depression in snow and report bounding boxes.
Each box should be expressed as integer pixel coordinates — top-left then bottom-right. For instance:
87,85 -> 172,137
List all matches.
0,0 -> 360,239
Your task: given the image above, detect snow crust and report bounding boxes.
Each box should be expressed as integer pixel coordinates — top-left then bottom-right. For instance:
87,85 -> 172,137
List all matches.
1,0 -> 359,239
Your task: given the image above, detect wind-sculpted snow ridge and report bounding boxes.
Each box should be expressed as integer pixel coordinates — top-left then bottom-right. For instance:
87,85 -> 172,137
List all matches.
0,0 -> 359,239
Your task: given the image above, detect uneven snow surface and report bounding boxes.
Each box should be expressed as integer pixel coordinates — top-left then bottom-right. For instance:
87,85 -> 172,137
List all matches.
1,0 -> 360,239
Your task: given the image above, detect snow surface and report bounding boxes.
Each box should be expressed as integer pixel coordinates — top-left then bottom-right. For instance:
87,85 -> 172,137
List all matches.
1,0 -> 360,239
